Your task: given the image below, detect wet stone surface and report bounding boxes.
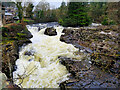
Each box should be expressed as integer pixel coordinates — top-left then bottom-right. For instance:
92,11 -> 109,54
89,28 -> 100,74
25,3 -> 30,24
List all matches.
2,23 -> 119,88
60,26 -> 120,79
43,25 -> 120,88
2,23 -> 33,80
44,27 -> 57,36
59,26 -> 120,88
59,57 -> 120,88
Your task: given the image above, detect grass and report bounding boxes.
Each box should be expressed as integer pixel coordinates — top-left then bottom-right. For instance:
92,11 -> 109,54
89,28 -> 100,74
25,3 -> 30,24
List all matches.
16,18 -> 34,24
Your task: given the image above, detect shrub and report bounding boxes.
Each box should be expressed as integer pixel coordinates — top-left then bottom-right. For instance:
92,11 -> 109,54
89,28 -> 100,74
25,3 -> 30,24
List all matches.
58,19 -> 63,25
102,17 -> 116,25
102,17 -> 109,25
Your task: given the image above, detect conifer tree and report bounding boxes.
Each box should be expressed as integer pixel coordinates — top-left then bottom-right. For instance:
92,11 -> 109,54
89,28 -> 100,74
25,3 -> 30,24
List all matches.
26,3 -> 34,18
62,2 -> 91,27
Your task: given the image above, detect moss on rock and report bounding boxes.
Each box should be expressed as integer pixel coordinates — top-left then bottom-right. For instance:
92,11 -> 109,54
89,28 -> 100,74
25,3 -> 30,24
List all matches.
1,22 -> 33,79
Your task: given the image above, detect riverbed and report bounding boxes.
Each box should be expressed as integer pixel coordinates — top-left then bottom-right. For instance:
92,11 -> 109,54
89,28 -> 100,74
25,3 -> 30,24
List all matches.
12,22 -> 119,88
13,23 -> 83,88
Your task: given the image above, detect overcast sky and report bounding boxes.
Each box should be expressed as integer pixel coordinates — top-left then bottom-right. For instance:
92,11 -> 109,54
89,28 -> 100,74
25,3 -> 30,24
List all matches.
10,0 -> 68,9
33,0 -> 68,9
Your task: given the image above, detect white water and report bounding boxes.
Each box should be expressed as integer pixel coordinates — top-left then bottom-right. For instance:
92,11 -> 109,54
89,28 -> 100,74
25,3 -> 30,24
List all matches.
13,26 -> 82,88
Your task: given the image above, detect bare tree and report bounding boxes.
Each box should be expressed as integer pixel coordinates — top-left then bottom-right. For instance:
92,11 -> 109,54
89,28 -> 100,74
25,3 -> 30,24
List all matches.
35,0 -> 50,11
13,0 -> 31,23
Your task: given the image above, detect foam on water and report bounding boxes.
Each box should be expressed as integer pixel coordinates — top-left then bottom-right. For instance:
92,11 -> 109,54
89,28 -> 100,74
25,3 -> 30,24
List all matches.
13,26 -> 81,88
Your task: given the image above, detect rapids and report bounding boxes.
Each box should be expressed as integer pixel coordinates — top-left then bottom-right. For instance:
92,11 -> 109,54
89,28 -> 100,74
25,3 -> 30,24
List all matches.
13,25 -> 82,88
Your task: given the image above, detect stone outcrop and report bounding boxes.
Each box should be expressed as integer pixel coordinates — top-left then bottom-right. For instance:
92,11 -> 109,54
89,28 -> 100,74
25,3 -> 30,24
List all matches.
1,23 -> 119,88
44,25 -> 120,88
60,25 -> 120,77
59,57 -> 119,88
44,27 -> 57,36
1,23 -> 33,81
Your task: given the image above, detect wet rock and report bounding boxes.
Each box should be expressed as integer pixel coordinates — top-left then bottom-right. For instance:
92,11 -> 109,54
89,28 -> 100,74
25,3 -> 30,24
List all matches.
92,81 -> 101,86
62,25 -> 119,78
0,71 -> 20,89
110,68 -> 119,74
38,27 -> 41,31
2,41 -> 19,79
60,56 -> 119,88
44,27 -> 57,36
59,57 -> 88,76
24,51 -> 33,56
2,23 -> 33,80
0,71 -> 7,89
24,51 -> 34,56
5,83 -> 21,89
17,39 -> 32,47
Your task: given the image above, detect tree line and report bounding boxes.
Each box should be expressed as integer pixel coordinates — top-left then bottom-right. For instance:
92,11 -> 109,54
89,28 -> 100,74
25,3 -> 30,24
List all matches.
2,1 -> 120,26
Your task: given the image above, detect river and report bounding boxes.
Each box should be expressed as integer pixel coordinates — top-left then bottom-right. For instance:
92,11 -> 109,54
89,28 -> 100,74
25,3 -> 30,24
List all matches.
13,22 -> 83,88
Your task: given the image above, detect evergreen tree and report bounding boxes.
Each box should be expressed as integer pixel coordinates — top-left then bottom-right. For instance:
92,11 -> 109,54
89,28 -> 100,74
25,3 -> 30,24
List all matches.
60,1 -> 67,16
62,2 -> 91,27
60,1 -> 66,10
26,3 -> 34,18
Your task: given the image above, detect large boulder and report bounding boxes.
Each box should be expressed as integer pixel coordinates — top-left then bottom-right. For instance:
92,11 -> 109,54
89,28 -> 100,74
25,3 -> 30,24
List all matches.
0,71 -> 20,89
44,27 -> 57,36
0,71 -> 7,89
2,41 -> 18,79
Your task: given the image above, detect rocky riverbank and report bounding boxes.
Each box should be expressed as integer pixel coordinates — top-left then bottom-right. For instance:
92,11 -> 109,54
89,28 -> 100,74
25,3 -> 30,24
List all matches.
60,25 -> 120,76
45,25 -> 120,88
1,23 -> 32,88
1,23 -> 120,88
59,25 -> 120,88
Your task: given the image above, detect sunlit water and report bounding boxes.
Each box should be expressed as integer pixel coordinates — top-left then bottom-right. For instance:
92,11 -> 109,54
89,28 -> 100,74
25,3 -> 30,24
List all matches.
13,25 -> 82,88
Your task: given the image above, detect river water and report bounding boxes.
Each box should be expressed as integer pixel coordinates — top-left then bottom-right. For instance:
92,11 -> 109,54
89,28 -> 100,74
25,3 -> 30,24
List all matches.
13,22 -> 83,88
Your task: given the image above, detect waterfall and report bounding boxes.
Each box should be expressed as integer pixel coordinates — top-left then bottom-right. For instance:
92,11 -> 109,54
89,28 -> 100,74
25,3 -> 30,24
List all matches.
13,24 -> 82,88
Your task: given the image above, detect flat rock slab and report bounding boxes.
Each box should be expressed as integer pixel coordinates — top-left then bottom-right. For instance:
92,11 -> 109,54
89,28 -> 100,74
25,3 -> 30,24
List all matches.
59,57 -> 120,88
60,26 -> 120,79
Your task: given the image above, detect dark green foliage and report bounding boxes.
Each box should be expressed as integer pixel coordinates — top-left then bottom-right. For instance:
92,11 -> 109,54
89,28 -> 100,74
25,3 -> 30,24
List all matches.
59,1 -> 67,19
58,19 -> 64,25
49,11 -> 56,22
61,2 -> 91,27
1,27 -> 8,32
34,9 -> 57,23
60,1 -> 66,9
2,27 -> 9,37
37,10 -> 44,18
106,2 -> 119,25
26,3 -> 34,19
16,2 -> 23,23
102,16 -> 109,25
102,16 -> 116,25
109,21 -> 116,25
89,2 -> 107,23
2,23 -> 32,41
118,2 -> 120,24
